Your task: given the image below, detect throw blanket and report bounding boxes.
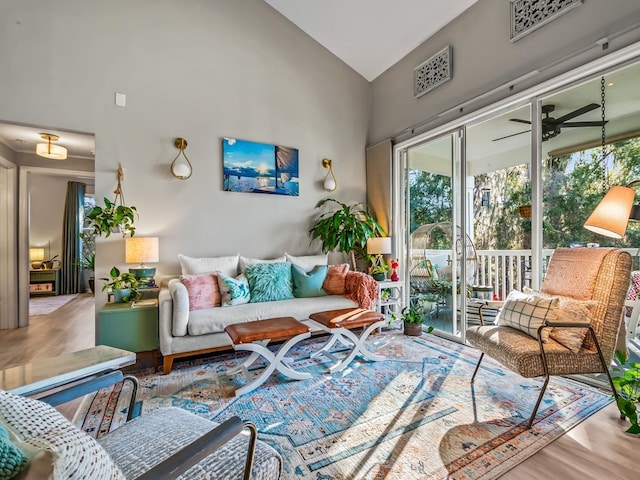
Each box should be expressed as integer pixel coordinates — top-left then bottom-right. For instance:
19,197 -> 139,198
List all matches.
344,271 -> 378,310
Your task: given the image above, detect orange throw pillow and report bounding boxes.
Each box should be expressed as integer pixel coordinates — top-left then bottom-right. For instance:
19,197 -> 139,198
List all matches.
323,264 -> 350,295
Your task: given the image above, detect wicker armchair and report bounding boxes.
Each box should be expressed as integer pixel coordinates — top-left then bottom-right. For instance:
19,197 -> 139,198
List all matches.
466,248 -> 631,428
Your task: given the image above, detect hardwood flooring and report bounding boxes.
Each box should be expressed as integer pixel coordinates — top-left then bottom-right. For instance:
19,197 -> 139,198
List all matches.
0,298 -> 636,479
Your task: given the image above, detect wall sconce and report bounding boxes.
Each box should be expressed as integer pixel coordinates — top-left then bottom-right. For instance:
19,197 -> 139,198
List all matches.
36,133 -> 67,160
170,137 -> 193,180
584,180 -> 640,238
322,158 -> 337,191
480,188 -> 491,208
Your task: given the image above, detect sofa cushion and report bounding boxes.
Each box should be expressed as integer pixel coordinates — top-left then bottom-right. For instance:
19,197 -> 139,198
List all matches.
292,264 -> 328,298
238,255 -> 286,274
180,273 -> 221,310
0,391 -> 126,480
246,262 -> 294,303
178,254 -> 239,277
323,264 -> 350,295
496,289 -> 559,339
188,295 -> 358,336
285,252 -> 328,273
217,273 -> 251,307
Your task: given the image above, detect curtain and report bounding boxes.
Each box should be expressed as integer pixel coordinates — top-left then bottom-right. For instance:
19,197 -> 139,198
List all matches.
61,181 -> 86,294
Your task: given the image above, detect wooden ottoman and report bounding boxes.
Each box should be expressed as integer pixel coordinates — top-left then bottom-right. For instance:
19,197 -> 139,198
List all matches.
308,308 -> 386,373
225,317 -> 311,396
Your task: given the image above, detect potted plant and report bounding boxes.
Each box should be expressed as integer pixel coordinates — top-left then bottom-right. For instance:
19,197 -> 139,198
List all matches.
612,350 -> 640,435
370,263 -> 389,281
75,252 -> 96,294
393,304 -> 435,336
101,266 -> 139,303
84,197 -> 137,239
309,198 -> 385,271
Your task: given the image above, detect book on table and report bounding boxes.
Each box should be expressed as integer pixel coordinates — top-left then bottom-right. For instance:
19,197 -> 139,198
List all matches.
131,299 -> 158,308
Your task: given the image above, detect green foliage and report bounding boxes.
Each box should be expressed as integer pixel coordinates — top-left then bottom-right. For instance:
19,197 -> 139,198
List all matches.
392,305 -> 434,332
74,252 -> 95,279
370,263 -> 389,275
84,197 -> 137,239
309,198 -> 385,270
408,171 -> 452,233
100,266 -> 139,301
612,350 -> 640,435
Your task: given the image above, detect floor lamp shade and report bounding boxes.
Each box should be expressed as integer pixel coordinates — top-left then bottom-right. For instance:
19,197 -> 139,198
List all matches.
584,185 -> 635,239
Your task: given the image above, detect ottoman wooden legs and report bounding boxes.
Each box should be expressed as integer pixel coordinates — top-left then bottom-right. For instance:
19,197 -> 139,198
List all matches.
225,317 -> 312,397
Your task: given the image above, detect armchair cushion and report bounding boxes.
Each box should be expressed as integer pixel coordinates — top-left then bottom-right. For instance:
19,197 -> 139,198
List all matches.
540,248 -> 612,300
496,290 -> 559,339
0,391 -> 126,479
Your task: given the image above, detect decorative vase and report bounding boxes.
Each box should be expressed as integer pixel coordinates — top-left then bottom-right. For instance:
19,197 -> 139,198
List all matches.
404,321 -> 423,336
113,288 -> 131,303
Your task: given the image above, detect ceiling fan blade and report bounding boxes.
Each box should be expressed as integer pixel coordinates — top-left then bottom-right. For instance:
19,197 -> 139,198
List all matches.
551,103 -> 600,124
558,121 -> 608,127
509,118 -> 532,125
492,130 -> 531,141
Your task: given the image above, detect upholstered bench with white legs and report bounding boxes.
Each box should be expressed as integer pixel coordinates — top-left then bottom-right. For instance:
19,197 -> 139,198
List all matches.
308,308 -> 386,372
225,317 -> 312,396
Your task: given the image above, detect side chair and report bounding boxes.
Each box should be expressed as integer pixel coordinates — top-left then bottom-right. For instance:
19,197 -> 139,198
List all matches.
466,248 -> 631,428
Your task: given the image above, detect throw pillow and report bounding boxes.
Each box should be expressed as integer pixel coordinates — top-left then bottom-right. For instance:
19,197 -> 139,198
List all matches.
216,273 -> 251,306
238,255 -> 287,274
0,424 -> 27,478
496,289 -> 559,339
285,252 -> 329,273
524,287 -> 597,353
245,263 -> 294,303
178,254 -> 239,277
179,273 -> 221,311
323,264 -> 350,295
292,264 -> 328,298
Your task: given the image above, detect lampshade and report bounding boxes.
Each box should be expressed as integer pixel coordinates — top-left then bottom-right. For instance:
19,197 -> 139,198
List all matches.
125,237 -> 159,264
36,133 -> 67,160
29,248 -> 45,262
367,237 -> 392,255
584,185 -> 635,238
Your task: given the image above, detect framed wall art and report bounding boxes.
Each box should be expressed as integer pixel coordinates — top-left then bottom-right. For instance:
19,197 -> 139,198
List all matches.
222,138 -> 299,196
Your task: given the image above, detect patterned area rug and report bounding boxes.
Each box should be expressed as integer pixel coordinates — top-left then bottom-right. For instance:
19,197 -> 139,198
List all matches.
29,294 -> 76,316
74,332 -> 611,479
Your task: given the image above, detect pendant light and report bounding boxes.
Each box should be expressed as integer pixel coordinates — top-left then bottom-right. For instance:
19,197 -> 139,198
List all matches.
36,133 -> 67,160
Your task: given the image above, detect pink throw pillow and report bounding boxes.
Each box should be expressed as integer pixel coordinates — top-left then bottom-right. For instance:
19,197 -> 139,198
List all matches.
180,273 -> 221,311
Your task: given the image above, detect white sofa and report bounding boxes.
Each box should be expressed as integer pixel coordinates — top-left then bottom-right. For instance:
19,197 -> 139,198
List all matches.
158,253 -> 377,373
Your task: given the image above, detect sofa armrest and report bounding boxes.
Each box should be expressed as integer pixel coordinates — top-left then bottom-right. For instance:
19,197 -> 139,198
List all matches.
165,279 -> 189,337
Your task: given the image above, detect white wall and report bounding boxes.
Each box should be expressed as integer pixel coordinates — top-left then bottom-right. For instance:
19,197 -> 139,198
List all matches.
0,0 -> 370,310
368,0 -> 640,144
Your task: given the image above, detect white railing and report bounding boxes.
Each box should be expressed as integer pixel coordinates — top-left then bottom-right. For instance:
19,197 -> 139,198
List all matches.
475,247 -> 640,299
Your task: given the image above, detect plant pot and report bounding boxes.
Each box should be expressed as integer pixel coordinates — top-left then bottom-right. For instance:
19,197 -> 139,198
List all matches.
88,278 -> 95,295
113,288 -> 132,303
519,205 -> 532,218
404,321 -> 423,336
372,273 -> 386,281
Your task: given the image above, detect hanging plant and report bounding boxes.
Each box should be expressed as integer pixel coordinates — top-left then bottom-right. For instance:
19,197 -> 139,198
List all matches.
83,164 -> 137,238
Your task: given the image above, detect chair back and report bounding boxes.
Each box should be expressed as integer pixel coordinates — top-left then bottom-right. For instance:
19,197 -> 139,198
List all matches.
541,248 -> 631,360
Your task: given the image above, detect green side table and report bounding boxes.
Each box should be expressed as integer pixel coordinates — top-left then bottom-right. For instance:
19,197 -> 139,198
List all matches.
98,301 -> 159,369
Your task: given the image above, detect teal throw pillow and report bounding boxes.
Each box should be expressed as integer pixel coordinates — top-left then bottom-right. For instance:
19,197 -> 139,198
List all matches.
0,425 -> 28,479
292,264 -> 328,298
216,273 -> 251,306
246,262 -> 294,303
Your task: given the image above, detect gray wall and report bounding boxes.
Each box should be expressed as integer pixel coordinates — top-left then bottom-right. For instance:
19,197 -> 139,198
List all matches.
368,0 -> 640,145
0,0 -> 370,309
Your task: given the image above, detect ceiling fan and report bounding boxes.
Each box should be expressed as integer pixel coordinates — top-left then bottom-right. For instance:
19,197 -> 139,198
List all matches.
492,103 -> 608,142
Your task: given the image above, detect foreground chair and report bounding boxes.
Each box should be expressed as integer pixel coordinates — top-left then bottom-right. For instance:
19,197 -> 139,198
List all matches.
0,372 -> 281,479
467,248 -> 631,428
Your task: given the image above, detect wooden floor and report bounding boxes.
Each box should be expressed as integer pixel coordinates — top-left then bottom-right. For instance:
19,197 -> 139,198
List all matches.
1,297 -> 637,479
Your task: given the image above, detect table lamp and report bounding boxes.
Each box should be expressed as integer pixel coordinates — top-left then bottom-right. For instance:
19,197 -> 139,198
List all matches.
29,248 -> 45,269
584,181 -> 640,238
367,237 -> 392,269
125,237 -> 159,287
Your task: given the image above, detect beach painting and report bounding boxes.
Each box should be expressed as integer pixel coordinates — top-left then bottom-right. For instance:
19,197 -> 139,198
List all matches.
222,138 -> 299,196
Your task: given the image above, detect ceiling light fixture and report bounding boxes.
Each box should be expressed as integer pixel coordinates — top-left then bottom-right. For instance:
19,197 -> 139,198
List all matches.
36,133 -> 67,160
